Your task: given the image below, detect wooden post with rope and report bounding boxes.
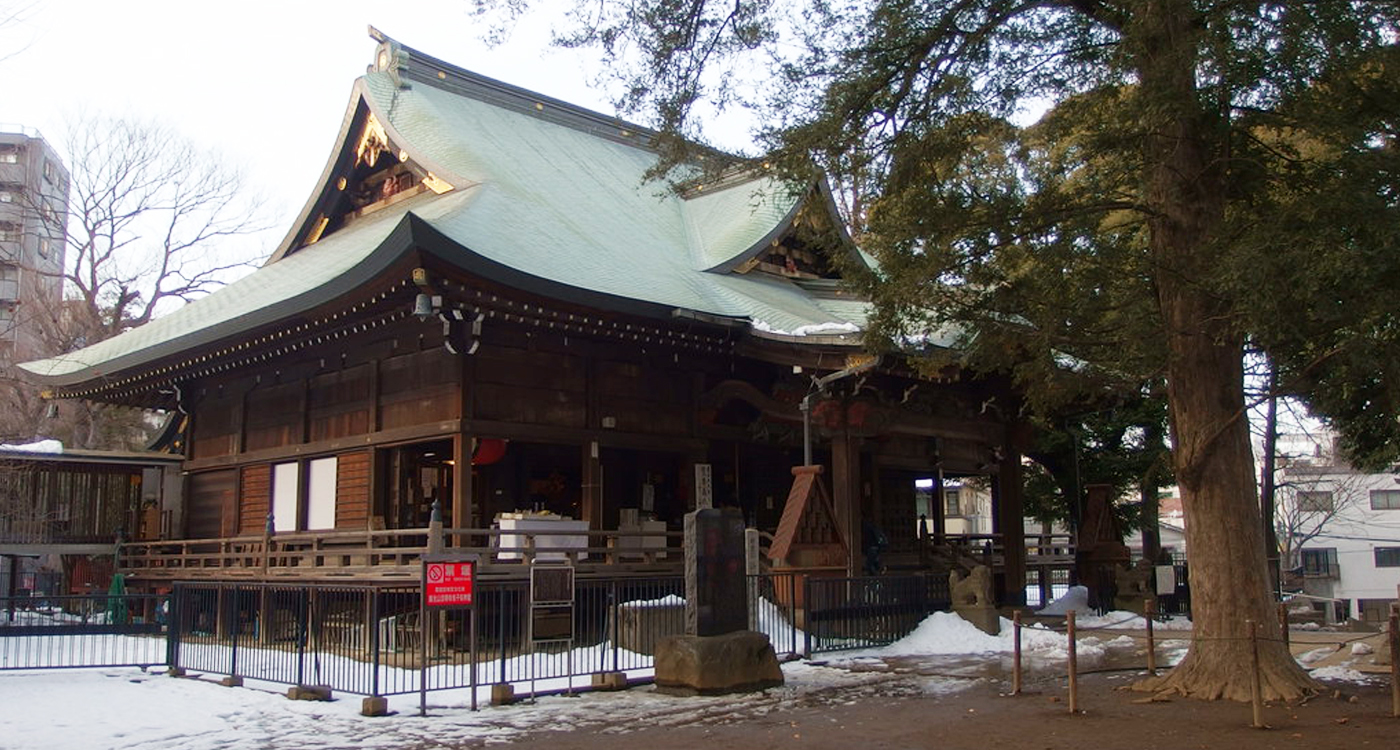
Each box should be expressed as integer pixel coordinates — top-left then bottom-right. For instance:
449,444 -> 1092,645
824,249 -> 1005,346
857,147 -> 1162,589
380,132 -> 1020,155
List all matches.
1249,620 -> 1265,729
1067,610 -> 1079,714
1145,598 -> 1157,675
1013,610 -> 1023,695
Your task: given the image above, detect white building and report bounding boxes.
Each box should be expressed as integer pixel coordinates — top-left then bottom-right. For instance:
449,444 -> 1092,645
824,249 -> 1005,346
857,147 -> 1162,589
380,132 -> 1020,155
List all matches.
1275,431 -> 1400,624
0,127 -> 68,365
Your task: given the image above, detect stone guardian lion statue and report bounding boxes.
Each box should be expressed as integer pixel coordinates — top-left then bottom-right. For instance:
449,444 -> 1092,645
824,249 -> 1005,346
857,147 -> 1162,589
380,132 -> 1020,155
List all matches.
949,564 -> 994,608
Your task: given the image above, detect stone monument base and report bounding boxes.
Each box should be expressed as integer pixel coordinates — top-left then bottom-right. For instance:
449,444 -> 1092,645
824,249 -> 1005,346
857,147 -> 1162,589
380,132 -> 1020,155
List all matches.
654,630 -> 784,696
1113,594 -> 1157,616
953,605 -> 1002,636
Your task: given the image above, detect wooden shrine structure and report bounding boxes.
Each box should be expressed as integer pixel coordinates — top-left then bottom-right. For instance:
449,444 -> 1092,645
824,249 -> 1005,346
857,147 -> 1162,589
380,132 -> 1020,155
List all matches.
20,31 -> 1035,602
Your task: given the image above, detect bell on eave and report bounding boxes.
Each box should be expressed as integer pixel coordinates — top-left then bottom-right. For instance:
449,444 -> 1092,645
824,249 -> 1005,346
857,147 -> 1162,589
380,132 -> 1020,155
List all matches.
413,292 -> 439,320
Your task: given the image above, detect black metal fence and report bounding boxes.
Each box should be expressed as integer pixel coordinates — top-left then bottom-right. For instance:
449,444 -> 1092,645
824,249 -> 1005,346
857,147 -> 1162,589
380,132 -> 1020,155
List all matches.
802,573 -> 951,654
2,572 -> 954,686
168,575 -> 689,698
749,571 -> 802,658
1,592 -> 169,670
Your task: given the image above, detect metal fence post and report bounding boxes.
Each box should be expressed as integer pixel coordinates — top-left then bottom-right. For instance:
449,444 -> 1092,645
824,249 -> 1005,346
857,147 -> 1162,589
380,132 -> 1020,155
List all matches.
610,579 -> 620,675
802,575 -> 812,658
229,585 -> 240,680
296,589 -> 308,688
789,573 -> 797,658
498,587 -> 508,686
165,587 -> 181,673
370,587 -> 382,699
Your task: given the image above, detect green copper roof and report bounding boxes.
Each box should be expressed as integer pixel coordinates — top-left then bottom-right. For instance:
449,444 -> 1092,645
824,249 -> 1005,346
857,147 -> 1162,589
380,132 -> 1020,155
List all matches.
21,36 -> 869,389
21,192 -> 450,382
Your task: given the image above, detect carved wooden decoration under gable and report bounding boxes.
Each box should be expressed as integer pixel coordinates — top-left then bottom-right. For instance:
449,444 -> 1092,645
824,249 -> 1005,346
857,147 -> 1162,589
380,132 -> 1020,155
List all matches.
301,110 -> 454,249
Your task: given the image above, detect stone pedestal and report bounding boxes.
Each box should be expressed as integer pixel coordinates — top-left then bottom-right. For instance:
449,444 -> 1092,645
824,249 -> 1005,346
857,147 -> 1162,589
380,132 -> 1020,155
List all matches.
953,605 -> 1001,635
654,630 -> 784,696
490,683 -> 516,705
611,599 -> 685,656
287,684 -> 333,701
360,696 -> 390,716
219,675 -> 244,688
591,671 -> 628,690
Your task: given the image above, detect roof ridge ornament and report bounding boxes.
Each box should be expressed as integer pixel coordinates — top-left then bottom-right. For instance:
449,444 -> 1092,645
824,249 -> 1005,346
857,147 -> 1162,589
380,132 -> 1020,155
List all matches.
368,25 -> 411,90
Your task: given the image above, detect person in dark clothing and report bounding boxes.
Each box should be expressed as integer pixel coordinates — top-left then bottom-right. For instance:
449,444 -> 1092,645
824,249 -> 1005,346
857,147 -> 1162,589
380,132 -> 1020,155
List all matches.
862,519 -> 889,576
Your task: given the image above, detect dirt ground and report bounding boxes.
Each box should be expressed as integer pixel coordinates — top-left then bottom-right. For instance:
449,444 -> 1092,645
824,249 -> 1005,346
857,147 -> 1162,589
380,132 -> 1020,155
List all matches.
485,631 -> 1399,750
488,671 -> 1397,750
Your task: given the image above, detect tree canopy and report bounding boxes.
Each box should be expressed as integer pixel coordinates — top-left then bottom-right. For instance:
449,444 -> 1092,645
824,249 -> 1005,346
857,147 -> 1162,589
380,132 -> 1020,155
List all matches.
0,115 -> 272,448
482,0 -> 1400,701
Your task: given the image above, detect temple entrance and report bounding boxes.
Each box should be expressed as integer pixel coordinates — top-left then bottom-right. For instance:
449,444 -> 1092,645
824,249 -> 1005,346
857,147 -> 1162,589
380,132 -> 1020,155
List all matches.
598,447 -> 684,528
473,440 -> 582,524
382,440 -> 454,529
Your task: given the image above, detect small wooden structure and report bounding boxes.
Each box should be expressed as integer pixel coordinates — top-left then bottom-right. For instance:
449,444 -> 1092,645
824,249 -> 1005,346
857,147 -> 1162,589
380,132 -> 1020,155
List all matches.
20,31 -> 1032,600
0,445 -> 181,593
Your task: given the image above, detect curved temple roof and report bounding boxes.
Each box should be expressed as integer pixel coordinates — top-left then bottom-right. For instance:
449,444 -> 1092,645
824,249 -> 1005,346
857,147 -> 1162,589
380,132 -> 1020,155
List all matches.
22,32 -> 869,390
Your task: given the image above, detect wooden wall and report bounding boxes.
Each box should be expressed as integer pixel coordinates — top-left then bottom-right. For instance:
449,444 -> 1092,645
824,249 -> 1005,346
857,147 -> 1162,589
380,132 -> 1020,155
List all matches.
474,344 -> 586,427
238,464 -> 270,536
335,451 -> 372,530
187,470 -> 236,538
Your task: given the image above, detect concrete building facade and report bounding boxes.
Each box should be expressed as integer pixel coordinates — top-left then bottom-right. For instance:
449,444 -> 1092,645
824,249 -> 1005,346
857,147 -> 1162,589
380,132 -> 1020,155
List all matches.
1277,431 -> 1400,624
0,127 -> 68,366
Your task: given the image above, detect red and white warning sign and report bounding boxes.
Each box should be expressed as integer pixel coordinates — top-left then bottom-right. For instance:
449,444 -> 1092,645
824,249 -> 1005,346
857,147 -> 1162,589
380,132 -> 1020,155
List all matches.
423,559 -> 475,608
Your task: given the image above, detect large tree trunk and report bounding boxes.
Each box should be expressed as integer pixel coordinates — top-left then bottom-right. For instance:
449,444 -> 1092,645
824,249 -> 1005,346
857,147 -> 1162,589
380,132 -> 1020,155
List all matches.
1128,0 -> 1317,701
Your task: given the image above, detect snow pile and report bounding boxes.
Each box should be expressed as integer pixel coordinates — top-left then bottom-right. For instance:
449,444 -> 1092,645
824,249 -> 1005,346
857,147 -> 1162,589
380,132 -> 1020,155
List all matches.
1075,610 -> 1194,631
618,594 -> 685,609
1309,665 -> 1375,684
0,439 -> 63,454
1297,647 -> 1336,665
1035,585 -> 1089,615
873,611 -> 1112,662
883,611 -> 1006,655
754,597 -> 804,653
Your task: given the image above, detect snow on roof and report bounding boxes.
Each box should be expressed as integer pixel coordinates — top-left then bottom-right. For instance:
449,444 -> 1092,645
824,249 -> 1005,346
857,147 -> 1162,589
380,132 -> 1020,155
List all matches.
0,439 -> 62,455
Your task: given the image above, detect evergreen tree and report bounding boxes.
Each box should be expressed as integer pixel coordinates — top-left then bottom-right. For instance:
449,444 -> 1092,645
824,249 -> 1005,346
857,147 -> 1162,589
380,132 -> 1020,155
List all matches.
484,0 -> 1400,699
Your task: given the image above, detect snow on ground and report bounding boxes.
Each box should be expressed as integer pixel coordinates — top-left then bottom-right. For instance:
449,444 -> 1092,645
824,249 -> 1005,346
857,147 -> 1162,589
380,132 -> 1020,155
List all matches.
1308,665 -> 1376,684
0,609 -> 1027,749
822,609 -> 1193,670
0,657 -> 946,750
4,603 -> 1359,750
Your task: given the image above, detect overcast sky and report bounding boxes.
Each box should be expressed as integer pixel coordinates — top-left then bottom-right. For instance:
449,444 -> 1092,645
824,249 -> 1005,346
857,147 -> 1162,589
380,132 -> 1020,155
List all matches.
1,0 -> 668,254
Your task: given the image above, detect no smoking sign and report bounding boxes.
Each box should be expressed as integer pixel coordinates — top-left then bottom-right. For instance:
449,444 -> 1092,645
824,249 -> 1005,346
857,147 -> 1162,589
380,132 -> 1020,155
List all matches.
423,559 -> 475,608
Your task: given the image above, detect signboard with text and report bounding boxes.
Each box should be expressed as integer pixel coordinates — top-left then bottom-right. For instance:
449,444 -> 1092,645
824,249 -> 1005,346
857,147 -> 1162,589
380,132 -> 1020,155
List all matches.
423,557 -> 476,608
695,463 -> 713,510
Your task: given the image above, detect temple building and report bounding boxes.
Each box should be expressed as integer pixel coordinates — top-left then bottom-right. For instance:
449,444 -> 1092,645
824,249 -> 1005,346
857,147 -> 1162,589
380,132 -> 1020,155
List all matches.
19,31 -> 1030,602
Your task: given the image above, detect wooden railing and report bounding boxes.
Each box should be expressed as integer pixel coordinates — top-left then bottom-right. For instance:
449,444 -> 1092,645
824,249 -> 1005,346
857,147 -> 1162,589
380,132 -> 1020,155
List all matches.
118,526 -> 684,581
915,531 -> 1076,571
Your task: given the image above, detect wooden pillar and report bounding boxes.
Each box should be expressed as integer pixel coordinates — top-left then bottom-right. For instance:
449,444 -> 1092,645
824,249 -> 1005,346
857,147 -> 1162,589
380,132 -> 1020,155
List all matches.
830,431 -> 862,577
994,443 -> 1027,606
452,433 -> 472,545
932,467 -> 947,540
453,337 -> 475,542
581,442 -> 603,529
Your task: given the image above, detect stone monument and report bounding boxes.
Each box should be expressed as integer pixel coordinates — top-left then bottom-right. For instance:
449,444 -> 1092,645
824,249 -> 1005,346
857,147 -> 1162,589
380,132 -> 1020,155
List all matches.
1112,558 -> 1157,615
654,507 -> 784,695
